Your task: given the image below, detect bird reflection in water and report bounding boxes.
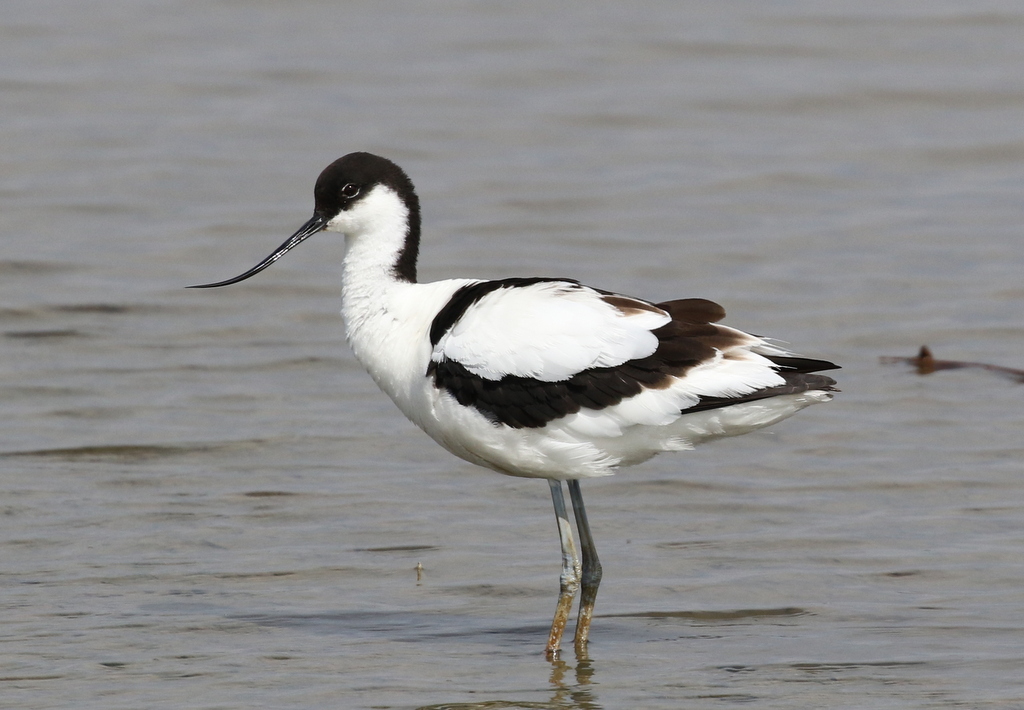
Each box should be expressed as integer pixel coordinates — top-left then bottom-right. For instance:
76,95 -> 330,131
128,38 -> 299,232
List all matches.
415,653 -> 601,710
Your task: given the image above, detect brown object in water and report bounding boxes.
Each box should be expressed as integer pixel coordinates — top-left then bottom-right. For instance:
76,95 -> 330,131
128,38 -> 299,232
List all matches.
880,345 -> 1024,382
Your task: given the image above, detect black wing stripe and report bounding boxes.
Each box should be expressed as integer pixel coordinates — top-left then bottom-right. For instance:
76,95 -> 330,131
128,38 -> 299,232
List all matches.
428,277 -> 579,347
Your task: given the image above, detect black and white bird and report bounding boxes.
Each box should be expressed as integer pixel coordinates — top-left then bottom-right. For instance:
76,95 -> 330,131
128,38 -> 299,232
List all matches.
192,152 -> 839,658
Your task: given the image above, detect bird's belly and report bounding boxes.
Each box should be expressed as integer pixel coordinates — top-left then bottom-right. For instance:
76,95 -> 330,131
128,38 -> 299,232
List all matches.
411,386 -> 616,480
413,386 -> 833,481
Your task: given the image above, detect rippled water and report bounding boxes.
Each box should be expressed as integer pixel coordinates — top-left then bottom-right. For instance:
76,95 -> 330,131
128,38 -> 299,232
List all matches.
3,2 -> 1024,708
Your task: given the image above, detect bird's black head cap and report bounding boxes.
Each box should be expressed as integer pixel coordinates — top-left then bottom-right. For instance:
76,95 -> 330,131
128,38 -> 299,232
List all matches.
314,152 -> 421,282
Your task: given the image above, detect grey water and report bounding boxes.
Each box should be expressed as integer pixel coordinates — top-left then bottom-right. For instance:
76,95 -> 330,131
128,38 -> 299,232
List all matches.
3,1 -> 1024,708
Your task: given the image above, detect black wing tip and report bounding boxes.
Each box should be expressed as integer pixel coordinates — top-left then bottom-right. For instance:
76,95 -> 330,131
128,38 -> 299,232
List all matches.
766,355 -> 841,374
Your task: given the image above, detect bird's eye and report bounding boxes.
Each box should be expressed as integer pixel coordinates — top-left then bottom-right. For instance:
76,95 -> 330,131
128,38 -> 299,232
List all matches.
341,183 -> 360,198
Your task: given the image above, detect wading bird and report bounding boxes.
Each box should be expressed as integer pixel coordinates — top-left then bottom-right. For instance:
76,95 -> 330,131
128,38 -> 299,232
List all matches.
192,153 -> 839,657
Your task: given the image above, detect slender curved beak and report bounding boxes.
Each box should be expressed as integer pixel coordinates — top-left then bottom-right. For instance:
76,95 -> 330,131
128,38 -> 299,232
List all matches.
188,213 -> 327,288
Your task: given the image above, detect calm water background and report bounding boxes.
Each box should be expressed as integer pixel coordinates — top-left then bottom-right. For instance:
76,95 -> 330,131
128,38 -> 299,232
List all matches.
3,1 -> 1024,708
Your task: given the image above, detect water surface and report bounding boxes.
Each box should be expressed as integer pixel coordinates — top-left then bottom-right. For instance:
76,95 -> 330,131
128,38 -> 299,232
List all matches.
3,2 -> 1024,708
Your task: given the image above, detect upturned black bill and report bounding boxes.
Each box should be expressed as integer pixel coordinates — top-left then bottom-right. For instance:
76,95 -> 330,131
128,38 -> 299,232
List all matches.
188,213 -> 327,288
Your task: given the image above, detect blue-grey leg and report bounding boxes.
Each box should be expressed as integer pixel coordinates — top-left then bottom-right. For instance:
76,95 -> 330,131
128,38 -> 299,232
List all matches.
546,479 -> 581,658
568,479 -> 602,651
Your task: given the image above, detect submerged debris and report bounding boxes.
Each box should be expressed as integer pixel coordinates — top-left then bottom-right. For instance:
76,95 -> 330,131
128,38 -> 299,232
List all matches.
880,345 -> 1024,383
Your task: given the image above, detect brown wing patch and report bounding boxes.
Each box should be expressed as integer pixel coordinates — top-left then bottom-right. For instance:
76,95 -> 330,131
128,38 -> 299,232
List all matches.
600,295 -> 667,317
650,319 -> 750,365
656,298 -> 727,324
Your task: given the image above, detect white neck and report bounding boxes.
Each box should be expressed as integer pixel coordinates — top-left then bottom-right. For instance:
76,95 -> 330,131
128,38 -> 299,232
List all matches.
332,185 -> 436,415
335,185 -> 414,332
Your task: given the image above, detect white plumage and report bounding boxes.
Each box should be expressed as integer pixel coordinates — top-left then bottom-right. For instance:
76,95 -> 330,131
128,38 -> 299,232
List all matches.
193,152 -> 838,658
434,281 -> 665,381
